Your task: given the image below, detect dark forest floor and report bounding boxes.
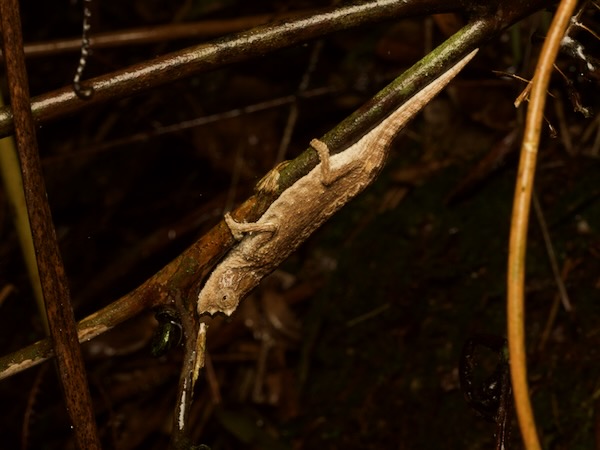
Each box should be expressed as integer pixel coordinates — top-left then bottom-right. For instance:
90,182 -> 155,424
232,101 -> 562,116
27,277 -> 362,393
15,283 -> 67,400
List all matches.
1,1 -> 599,449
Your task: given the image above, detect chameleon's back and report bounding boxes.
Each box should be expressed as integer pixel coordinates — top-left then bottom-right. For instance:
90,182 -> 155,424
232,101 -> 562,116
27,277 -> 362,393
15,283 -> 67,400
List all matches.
197,49 -> 478,317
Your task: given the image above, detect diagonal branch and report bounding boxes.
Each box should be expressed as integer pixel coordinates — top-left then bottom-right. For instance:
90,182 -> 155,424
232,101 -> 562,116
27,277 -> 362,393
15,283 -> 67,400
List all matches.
0,0 -> 548,384
0,0 -> 545,139
0,11 -> 310,60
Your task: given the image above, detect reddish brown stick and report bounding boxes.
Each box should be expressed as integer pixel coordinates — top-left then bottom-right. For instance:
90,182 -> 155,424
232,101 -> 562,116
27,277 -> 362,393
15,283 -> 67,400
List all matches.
0,2 -> 101,449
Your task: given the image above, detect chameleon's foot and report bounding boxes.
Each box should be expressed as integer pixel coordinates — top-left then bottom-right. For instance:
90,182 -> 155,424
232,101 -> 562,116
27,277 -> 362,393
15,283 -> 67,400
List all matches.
310,138 -> 334,186
224,212 -> 277,240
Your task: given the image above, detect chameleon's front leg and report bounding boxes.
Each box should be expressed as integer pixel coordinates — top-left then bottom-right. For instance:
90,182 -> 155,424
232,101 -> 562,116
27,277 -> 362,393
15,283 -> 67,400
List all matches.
310,138 -> 348,186
224,139 -> 336,239
224,213 -> 277,240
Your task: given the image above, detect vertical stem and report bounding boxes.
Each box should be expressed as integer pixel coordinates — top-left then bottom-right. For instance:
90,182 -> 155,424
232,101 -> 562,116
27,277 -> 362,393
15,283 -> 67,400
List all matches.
170,290 -> 206,449
0,2 -> 101,449
507,1 -> 578,449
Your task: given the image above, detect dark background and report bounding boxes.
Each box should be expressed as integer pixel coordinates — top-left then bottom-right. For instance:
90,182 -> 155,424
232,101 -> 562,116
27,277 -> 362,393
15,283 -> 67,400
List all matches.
1,1 -> 599,448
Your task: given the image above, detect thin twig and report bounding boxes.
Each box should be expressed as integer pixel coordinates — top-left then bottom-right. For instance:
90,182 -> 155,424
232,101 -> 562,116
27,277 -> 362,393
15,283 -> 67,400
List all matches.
275,40 -> 324,163
46,86 -> 336,161
0,11 -> 308,60
0,1 -> 101,448
0,0 -> 451,138
0,0 -> 546,139
532,191 -> 573,312
506,0 -> 579,449
170,292 -> 204,449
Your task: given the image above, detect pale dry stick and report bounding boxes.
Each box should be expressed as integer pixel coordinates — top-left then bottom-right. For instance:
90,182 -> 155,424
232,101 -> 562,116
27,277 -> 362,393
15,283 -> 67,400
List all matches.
507,0 -> 579,449
532,191 -> 572,312
552,95 -> 575,155
275,40 -> 324,164
538,259 -> 574,353
574,20 -> 600,40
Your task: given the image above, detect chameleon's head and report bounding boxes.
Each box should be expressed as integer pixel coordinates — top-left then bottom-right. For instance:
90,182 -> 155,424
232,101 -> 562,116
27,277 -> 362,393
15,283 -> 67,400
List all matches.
197,267 -> 259,316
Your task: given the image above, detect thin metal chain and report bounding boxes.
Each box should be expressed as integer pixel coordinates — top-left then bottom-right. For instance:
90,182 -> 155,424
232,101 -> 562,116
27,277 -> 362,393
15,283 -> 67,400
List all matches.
73,0 -> 93,99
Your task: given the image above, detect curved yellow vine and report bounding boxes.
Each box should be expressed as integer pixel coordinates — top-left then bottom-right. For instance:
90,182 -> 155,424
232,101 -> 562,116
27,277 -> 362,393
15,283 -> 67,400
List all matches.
507,1 -> 578,449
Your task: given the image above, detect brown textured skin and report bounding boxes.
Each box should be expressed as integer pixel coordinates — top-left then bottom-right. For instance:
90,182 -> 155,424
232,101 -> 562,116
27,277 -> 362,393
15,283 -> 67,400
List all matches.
198,49 -> 478,316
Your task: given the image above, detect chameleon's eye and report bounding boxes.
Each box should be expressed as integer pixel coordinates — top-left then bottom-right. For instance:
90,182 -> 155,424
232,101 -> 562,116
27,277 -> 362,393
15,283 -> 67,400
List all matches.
150,307 -> 183,357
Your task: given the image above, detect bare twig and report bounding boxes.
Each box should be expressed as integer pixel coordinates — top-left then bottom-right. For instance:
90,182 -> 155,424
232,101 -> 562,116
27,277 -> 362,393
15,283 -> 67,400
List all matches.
0,11 -> 309,60
506,0 -> 579,449
66,86 -> 337,159
0,0 -> 455,138
170,292 -> 205,449
0,0 -> 547,139
0,1 -> 101,448
275,40 -> 324,163
532,191 -> 573,312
